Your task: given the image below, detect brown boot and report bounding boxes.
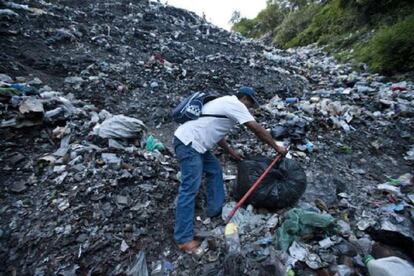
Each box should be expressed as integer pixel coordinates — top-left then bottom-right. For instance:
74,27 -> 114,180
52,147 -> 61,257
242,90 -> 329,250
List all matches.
178,240 -> 202,254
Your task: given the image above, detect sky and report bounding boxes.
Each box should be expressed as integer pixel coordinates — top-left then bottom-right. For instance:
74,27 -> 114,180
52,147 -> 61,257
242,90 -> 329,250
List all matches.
164,0 -> 268,30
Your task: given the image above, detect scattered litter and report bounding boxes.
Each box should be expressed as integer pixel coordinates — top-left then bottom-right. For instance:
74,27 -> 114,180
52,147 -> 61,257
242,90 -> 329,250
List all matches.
275,208 -> 336,251
145,135 -> 165,152
127,251 -> 149,276
94,115 -> 146,139
102,153 -> 122,170
120,240 -> 129,252
377,183 -> 401,195
0,1 -> 413,275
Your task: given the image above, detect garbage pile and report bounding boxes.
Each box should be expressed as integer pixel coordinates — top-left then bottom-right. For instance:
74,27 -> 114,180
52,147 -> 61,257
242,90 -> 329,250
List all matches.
1,0 -> 414,275
1,0 -> 308,128
261,48 -> 414,159
0,74 -> 182,274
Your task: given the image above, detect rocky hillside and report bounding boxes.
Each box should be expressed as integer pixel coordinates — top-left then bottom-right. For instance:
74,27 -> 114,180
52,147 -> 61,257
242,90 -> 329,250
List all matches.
0,0 -> 413,275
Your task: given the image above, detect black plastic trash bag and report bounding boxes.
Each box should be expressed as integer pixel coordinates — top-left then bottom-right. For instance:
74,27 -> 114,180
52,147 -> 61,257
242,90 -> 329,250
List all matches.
233,157 -> 307,210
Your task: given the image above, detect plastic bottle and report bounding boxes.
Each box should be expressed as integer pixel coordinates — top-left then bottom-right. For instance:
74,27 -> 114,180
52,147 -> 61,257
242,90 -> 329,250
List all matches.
287,269 -> 295,276
285,97 -> 298,104
364,255 -> 414,276
224,222 -> 241,253
151,260 -> 174,276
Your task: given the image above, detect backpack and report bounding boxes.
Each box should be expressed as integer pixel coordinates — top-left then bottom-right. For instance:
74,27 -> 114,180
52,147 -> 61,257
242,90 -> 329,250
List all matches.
171,91 -> 228,124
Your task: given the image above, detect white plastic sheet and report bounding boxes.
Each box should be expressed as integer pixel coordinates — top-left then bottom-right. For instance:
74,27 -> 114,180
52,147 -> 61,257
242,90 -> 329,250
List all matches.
94,115 -> 146,139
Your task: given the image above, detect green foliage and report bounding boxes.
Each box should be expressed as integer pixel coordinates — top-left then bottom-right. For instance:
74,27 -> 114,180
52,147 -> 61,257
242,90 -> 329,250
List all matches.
286,0 -> 309,9
232,18 -> 258,37
355,15 -> 414,73
292,0 -> 360,46
340,0 -> 404,13
255,2 -> 285,35
273,4 -> 319,48
231,0 -> 414,74
232,2 -> 285,37
340,0 -> 414,26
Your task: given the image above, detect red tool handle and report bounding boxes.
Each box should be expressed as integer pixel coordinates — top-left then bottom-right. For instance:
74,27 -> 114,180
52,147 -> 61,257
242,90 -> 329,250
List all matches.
224,154 -> 284,224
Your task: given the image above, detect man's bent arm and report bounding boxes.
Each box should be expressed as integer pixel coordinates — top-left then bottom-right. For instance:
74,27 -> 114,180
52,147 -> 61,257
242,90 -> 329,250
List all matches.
218,138 -> 231,152
218,138 -> 243,161
244,121 -> 287,155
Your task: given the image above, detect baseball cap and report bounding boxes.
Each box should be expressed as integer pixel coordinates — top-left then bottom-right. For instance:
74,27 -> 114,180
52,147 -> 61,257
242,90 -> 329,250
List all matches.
239,86 -> 260,106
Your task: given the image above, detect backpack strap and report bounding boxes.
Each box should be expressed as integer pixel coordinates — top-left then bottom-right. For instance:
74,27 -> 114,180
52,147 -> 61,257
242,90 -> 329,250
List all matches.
200,114 -> 228,119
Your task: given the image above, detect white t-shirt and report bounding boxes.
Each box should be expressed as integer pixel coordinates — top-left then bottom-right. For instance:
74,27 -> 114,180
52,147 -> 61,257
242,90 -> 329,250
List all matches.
174,95 -> 255,153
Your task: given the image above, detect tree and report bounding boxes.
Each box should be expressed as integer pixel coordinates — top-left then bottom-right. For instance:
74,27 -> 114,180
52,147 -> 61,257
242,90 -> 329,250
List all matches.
256,2 -> 285,32
229,10 -> 241,24
289,0 -> 308,9
275,0 -> 313,10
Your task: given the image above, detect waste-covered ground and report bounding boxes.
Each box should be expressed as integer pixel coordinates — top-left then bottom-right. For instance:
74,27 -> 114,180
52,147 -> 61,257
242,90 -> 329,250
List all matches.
1,0 -> 413,275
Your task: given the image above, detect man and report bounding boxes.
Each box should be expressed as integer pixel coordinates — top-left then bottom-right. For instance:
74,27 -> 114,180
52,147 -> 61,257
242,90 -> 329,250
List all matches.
173,86 -> 287,253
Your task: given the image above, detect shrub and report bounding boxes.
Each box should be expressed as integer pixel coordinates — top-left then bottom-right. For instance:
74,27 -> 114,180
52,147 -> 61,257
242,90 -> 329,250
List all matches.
273,4 -> 319,48
232,18 -> 258,37
256,2 -> 285,33
232,2 -> 284,38
355,15 -> 414,73
293,0 -> 360,46
232,0 -> 414,74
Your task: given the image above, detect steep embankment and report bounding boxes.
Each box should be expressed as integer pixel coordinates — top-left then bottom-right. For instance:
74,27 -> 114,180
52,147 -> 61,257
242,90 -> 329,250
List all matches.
233,0 -> 414,75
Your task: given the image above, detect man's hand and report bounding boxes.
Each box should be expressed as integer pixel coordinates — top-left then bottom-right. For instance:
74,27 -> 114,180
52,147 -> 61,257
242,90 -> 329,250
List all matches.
276,145 -> 288,156
229,149 -> 244,162
218,138 -> 244,162
244,121 -> 288,156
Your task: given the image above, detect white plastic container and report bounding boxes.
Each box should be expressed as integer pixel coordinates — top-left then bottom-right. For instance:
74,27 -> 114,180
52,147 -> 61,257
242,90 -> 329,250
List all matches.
224,222 -> 241,253
364,255 -> 414,276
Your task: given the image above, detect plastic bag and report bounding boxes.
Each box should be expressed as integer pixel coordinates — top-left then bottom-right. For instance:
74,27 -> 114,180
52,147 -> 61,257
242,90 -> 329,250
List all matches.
233,157 -> 307,210
127,251 -> 149,276
95,115 -> 146,139
275,208 -> 336,251
145,135 -> 165,152
221,202 -> 268,234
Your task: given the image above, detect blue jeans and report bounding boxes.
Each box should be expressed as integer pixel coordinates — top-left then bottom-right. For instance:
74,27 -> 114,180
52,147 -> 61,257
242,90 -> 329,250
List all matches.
173,138 -> 224,244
